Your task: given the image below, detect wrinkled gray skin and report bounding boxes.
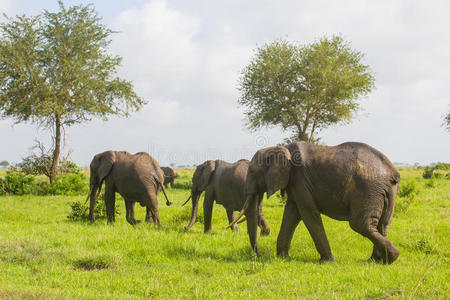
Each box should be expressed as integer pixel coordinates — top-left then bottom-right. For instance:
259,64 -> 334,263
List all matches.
161,167 -> 175,188
185,159 -> 270,234
231,142 -> 400,264
87,151 -> 171,226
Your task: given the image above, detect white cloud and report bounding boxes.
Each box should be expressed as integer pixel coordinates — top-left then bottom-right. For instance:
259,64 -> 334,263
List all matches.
0,0 -> 449,166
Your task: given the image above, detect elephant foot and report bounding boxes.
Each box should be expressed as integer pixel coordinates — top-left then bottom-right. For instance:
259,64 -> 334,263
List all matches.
204,229 -> 212,234
370,246 -> 399,264
276,250 -> 291,259
319,255 -> 335,263
260,227 -> 270,236
127,219 -> 141,225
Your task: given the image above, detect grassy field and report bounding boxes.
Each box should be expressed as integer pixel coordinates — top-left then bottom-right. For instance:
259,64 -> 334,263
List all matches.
0,167 -> 449,299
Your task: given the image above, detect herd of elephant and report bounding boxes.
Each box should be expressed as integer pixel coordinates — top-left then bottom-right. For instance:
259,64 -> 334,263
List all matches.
86,141 -> 400,264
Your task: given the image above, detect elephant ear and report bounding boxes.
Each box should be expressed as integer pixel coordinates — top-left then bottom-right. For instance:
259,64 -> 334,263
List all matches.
263,146 -> 291,198
196,160 -> 216,191
97,151 -> 116,184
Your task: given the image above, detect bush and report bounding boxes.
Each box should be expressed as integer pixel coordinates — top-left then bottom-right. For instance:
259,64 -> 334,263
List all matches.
422,162 -> 450,179
395,179 -> 418,215
1,159 -> 88,196
422,166 -> 435,179
51,172 -> 88,196
67,193 -> 120,222
434,162 -> 450,170
0,171 -> 36,195
399,179 -> 418,199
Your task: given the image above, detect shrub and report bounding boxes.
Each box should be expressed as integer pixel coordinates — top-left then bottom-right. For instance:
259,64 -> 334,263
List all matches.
422,163 -> 450,179
73,254 -> 119,270
422,166 -> 435,179
434,162 -> 450,170
51,172 -> 88,196
0,171 -> 36,195
395,179 -> 418,215
399,179 -> 418,199
67,194 -> 120,222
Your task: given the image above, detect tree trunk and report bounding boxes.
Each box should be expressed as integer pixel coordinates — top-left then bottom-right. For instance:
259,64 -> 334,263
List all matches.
49,115 -> 61,185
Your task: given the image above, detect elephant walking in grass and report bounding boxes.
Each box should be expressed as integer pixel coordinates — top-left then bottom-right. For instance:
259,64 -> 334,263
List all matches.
161,167 -> 176,188
229,141 -> 400,264
86,151 -> 171,225
183,159 -> 270,235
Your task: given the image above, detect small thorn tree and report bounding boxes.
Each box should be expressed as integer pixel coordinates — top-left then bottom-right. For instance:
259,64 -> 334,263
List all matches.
0,1 -> 145,183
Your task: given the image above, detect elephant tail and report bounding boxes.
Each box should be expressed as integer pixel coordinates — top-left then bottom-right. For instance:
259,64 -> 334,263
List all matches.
181,194 -> 191,206
155,178 -> 172,206
380,178 -> 400,235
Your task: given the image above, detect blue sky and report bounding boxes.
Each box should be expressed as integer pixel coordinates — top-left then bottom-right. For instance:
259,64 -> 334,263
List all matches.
1,0 -> 449,166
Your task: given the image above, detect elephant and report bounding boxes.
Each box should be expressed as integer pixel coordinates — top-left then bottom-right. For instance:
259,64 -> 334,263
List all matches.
86,151 -> 172,225
161,166 -> 176,188
182,159 -> 270,235
229,141 -> 400,264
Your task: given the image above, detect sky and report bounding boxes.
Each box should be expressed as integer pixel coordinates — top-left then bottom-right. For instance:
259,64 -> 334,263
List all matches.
1,0 -> 449,167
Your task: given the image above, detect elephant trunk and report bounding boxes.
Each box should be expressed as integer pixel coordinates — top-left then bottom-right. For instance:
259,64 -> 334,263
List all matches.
88,182 -> 102,222
185,192 -> 200,230
245,194 -> 260,256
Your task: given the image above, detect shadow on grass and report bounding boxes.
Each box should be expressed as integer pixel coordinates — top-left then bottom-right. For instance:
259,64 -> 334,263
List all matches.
164,244 -> 266,263
72,254 -> 119,271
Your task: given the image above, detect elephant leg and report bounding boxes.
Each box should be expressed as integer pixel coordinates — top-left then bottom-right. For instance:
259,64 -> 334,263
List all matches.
257,195 -> 270,236
299,195 -> 334,262
349,202 -> 399,264
370,222 -> 388,262
145,206 -> 154,223
104,183 -> 116,223
277,198 -> 301,258
148,195 -> 161,226
125,201 -> 140,225
203,190 -> 214,233
302,213 -> 334,262
226,208 -> 238,232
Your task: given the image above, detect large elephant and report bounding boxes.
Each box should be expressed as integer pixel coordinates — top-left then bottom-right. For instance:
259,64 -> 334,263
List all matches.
229,141 -> 400,264
86,151 -> 172,225
183,159 -> 270,234
161,166 -> 176,188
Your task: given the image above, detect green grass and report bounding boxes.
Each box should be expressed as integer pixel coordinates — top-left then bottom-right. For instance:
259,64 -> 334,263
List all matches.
0,167 -> 449,299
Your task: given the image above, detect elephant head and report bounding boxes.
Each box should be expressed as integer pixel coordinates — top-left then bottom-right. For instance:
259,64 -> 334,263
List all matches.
229,146 -> 292,255
86,151 -> 116,222
183,160 -> 216,230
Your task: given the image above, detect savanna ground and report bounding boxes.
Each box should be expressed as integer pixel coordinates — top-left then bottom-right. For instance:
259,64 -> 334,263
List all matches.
0,167 -> 448,299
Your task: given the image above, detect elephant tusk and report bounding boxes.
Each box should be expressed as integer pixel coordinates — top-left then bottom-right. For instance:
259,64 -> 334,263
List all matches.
181,194 -> 192,207
83,186 -> 93,205
237,216 -> 247,224
226,198 -> 251,229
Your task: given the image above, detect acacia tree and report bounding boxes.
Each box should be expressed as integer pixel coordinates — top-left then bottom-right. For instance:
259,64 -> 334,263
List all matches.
0,1 -> 144,184
238,36 -> 375,143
